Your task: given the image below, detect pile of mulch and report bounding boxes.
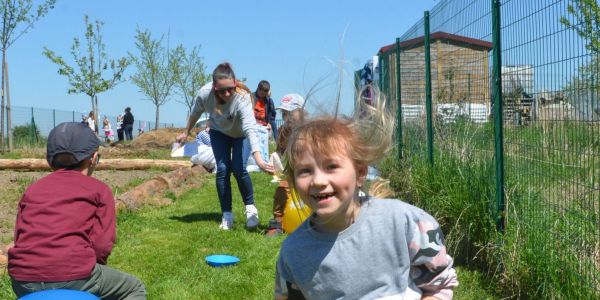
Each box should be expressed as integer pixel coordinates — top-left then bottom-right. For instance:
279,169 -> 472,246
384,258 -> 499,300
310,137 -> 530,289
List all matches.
130,127 -> 201,149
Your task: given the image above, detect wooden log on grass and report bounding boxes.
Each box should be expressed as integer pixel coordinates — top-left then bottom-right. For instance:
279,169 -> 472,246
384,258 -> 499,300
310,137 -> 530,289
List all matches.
0,254 -> 6,274
116,165 -> 207,211
0,158 -> 191,171
0,242 -> 12,274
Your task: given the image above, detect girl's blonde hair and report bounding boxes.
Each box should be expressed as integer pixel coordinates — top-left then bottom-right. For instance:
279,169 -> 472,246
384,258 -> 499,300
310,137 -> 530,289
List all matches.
284,85 -> 395,198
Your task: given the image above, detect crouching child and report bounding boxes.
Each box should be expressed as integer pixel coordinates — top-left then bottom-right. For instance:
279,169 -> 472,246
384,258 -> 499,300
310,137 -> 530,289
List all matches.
8,122 -> 146,299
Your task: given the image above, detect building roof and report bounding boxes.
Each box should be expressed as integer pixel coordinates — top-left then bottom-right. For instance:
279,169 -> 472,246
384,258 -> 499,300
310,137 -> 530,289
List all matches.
379,31 -> 493,54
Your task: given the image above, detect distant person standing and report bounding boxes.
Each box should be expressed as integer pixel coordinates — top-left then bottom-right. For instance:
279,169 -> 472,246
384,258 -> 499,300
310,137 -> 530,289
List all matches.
253,80 -> 277,140
123,107 -> 134,141
102,116 -> 114,143
243,80 -> 276,164
86,111 -> 97,135
116,114 -> 124,142
138,121 -> 146,135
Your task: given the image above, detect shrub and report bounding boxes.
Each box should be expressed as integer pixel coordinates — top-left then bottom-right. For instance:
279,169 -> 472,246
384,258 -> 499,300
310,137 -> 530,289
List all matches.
12,123 -> 41,141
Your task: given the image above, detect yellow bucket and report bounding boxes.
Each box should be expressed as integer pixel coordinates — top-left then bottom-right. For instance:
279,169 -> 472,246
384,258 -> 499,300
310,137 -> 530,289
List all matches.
281,188 -> 312,233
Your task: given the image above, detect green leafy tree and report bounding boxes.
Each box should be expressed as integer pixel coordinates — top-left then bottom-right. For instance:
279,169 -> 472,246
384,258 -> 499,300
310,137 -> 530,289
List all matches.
561,0 -> 600,120
560,0 -> 600,53
172,44 -> 208,118
43,15 -> 129,132
0,0 -> 55,151
129,28 -> 179,129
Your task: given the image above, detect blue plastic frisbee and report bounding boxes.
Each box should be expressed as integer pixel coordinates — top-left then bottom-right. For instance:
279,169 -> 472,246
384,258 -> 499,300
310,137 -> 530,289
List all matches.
19,289 -> 99,300
205,254 -> 240,267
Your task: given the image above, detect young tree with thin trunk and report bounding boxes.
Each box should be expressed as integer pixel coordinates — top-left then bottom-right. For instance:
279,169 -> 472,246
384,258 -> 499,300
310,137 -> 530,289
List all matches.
561,0 -> 600,120
561,0 -> 599,54
172,44 -> 208,118
129,28 -> 179,129
0,0 -> 55,151
43,15 -> 129,133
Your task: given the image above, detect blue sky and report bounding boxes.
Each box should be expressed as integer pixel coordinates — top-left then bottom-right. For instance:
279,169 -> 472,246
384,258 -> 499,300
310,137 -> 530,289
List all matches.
8,0 -> 437,126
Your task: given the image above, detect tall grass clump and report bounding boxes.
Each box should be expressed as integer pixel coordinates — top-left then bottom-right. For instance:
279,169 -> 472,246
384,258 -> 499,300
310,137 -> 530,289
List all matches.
379,147 -> 498,269
500,187 -> 599,299
382,119 -> 599,299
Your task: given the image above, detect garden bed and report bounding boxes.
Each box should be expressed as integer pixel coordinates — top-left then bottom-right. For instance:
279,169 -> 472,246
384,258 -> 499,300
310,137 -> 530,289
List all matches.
0,169 -> 168,245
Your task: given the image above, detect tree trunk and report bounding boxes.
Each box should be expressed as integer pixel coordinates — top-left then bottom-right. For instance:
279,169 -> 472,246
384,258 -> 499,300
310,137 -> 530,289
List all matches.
155,103 -> 160,130
5,61 -> 11,151
0,158 -> 192,171
93,95 -> 99,134
1,50 -> 5,152
89,94 -> 96,133
92,95 -> 100,134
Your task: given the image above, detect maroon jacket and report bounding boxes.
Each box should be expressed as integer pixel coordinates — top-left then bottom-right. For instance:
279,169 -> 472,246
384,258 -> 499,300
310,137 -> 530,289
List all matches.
8,169 -> 116,282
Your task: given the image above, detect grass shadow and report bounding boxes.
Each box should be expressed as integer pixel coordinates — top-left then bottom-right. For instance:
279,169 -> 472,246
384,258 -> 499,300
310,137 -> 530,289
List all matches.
168,212 -> 221,223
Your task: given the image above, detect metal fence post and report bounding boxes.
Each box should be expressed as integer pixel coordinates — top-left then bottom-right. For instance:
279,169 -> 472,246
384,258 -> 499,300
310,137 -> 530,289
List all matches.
383,52 -> 389,101
378,52 -> 383,92
492,0 -> 505,232
424,11 -> 434,166
395,38 -> 403,160
354,69 -> 360,102
53,109 -> 56,128
29,107 -> 35,145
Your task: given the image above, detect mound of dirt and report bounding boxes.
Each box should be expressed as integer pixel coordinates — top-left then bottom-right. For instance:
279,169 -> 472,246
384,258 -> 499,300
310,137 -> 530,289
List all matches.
130,127 -> 201,149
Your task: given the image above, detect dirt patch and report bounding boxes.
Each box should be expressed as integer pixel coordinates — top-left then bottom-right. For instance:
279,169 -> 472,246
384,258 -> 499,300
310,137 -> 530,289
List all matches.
130,127 -> 201,149
0,127 -> 207,245
0,169 -> 169,244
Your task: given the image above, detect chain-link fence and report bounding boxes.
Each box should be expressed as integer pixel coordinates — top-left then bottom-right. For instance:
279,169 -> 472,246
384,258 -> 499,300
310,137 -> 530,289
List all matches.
2,105 -> 184,148
362,0 -> 599,298
1,105 -> 285,149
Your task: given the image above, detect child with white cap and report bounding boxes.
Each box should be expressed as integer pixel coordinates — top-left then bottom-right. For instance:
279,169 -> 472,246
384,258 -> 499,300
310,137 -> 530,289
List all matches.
266,93 -> 307,236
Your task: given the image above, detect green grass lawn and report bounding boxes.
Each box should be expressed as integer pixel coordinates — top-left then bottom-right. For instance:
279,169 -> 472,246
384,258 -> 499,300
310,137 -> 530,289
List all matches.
1,172 -> 500,299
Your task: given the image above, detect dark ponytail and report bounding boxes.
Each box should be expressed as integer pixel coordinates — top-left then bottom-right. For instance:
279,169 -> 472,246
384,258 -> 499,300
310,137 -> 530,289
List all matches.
212,62 -> 236,82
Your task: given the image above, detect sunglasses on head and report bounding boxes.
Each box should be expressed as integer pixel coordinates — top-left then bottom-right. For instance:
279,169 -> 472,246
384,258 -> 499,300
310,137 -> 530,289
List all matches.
215,86 -> 236,95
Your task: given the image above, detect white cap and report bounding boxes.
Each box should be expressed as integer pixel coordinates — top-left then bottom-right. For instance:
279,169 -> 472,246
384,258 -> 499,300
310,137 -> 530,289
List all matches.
276,94 -> 305,111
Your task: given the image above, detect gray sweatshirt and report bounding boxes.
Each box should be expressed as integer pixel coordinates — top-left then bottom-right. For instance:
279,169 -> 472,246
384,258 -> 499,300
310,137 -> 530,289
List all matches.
275,197 -> 458,300
191,82 -> 259,153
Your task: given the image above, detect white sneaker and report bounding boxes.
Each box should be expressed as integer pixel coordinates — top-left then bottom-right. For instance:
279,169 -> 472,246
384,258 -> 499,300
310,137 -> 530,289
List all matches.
245,204 -> 259,229
219,212 -> 233,230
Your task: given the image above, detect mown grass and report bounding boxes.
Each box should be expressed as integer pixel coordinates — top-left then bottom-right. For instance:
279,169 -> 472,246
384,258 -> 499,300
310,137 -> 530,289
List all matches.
1,170 -> 498,299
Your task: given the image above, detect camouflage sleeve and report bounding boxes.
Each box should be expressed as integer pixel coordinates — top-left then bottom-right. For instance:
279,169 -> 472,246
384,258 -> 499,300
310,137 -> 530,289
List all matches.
407,210 -> 459,300
274,256 -> 289,299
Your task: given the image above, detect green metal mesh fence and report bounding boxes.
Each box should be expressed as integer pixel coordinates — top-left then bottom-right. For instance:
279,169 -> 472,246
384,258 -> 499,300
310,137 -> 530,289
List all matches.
2,105 -> 183,149
367,0 -> 599,298
501,0 -> 599,298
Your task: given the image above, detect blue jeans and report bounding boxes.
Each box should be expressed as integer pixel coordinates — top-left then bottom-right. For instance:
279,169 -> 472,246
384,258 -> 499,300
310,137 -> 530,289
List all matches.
124,124 -> 133,140
210,129 -> 254,213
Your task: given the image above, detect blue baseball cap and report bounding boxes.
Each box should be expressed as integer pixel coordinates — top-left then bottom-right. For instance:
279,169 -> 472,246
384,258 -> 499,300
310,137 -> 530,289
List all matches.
47,122 -> 100,166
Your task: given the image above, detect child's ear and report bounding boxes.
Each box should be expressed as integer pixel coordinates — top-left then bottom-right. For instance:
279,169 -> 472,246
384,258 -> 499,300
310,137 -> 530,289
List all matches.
91,151 -> 99,165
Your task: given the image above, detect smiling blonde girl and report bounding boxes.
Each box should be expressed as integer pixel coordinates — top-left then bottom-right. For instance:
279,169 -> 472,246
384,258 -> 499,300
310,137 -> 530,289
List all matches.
274,88 -> 458,300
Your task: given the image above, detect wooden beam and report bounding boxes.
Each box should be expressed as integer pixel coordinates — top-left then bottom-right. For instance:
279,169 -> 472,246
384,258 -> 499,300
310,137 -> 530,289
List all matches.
116,165 -> 207,210
0,158 -> 191,171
